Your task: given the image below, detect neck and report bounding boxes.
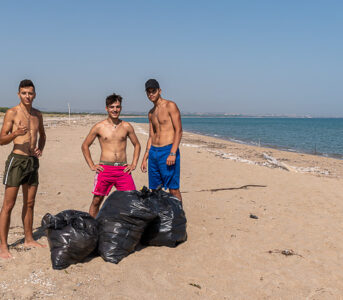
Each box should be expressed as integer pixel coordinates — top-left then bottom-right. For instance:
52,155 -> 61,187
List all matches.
20,102 -> 32,112
154,96 -> 164,107
107,116 -> 120,125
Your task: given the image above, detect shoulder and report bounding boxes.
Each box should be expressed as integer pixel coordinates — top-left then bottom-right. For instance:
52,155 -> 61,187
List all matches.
32,108 -> 43,118
166,100 -> 180,112
121,120 -> 134,131
4,107 -> 18,119
91,119 -> 107,132
166,100 -> 177,108
97,119 -> 107,127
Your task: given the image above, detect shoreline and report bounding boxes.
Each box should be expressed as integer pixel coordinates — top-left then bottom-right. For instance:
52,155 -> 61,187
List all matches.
1,114 -> 342,177
132,121 -> 343,178
182,129 -> 343,161
1,114 -> 342,160
110,116 -> 343,161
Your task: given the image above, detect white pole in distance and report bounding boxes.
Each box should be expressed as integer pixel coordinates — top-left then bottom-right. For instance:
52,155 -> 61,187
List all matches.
68,103 -> 71,125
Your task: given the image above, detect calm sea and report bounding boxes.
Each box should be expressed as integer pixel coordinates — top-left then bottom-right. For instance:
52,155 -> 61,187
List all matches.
123,117 -> 343,159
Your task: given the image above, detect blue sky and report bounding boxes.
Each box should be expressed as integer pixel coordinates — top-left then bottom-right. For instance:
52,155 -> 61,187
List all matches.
0,1 -> 342,116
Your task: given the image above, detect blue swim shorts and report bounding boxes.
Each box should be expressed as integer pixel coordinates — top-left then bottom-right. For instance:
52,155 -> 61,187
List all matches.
148,144 -> 180,190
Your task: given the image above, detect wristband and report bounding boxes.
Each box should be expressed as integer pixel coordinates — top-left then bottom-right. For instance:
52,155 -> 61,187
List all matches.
169,152 -> 176,156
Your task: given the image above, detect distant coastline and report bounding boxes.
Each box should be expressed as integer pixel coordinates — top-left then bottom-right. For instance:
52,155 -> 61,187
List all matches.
1,107 -> 342,118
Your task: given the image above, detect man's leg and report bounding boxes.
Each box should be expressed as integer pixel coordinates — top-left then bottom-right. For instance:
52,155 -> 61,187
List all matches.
0,186 -> 19,258
22,184 -> 46,248
169,189 -> 182,202
89,195 -> 105,218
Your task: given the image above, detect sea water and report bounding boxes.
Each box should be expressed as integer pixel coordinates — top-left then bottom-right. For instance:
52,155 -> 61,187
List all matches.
123,117 -> 343,159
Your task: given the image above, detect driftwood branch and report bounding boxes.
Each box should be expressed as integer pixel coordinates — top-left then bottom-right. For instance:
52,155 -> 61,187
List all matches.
263,153 -> 296,172
183,184 -> 267,193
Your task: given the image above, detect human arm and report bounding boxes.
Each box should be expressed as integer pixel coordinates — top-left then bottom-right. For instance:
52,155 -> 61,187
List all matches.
81,124 -> 104,172
124,123 -> 141,174
33,111 -> 46,157
140,114 -> 153,172
166,102 -> 182,166
0,109 -> 28,145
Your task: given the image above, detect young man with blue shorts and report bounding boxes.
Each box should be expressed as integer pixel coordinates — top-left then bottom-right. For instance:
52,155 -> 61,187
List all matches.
141,79 -> 183,201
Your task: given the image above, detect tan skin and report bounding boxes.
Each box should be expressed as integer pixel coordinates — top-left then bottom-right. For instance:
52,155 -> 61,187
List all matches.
140,88 -> 183,201
0,86 -> 46,259
81,101 -> 141,217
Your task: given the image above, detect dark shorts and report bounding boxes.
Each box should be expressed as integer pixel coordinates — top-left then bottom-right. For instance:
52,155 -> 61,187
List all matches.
148,144 -> 180,190
3,153 -> 39,187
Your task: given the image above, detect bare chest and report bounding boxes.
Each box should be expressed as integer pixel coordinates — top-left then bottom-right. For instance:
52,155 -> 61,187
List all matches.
98,127 -> 127,143
14,113 -> 39,131
151,109 -> 171,128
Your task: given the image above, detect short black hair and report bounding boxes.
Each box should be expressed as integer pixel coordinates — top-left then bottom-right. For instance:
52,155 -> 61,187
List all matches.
106,93 -> 122,107
18,79 -> 35,92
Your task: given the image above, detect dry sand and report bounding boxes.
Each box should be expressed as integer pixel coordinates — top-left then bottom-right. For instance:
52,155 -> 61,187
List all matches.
0,115 -> 343,299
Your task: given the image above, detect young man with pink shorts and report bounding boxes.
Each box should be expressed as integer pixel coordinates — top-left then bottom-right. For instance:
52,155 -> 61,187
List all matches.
82,93 -> 141,217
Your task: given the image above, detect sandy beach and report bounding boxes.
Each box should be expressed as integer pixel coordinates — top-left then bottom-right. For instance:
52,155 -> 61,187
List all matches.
1,115 -> 343,299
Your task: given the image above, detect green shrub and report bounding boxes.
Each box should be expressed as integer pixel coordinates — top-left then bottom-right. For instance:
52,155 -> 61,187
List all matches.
0,107 -> 9,113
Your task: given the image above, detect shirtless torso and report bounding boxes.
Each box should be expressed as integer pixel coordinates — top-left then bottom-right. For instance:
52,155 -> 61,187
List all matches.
149,99 -> 179,147
82,97 -> 141,217
141,82 -> 182,201
1,104 -> 45,157
0,83 -> 46,259
141,97 -> 182,168
82,118 -> 139,165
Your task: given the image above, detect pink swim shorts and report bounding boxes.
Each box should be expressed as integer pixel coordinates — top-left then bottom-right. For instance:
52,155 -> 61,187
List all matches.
92,165 -> 136,196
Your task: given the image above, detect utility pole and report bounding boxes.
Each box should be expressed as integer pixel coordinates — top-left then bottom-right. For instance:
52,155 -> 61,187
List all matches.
68,103 -> 71,125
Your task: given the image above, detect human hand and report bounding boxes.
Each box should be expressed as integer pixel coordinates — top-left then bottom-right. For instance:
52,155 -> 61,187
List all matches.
166,155 -> 176,166
141,160 -> 147,173
33,147 -> 42,158
91,164 -> 104,173
15,121 -> 28,137
124,164 -> 136,174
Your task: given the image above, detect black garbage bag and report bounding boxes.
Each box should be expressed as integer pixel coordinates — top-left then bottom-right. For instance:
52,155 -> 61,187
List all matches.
41,210 -> 98,270
140,187 -> 187,247
96,190 -> 156,264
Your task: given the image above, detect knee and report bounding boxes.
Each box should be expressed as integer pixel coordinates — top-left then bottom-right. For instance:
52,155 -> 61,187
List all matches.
25,199 -> 35,209
1,201 -> 15,213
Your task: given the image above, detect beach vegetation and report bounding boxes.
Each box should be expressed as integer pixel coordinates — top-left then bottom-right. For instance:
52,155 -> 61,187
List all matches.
0,107 -> 9,113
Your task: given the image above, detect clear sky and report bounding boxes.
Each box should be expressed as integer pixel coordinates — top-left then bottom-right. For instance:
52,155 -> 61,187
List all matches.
0,1 -> 342,116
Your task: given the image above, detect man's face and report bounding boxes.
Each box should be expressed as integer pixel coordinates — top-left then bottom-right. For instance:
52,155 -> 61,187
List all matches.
106,101 -> 122,119
146,88 -> 161,102
18,87 -> 36,106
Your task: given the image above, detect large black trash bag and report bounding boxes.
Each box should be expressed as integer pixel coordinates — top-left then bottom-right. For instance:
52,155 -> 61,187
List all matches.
96,190 -> 156,264
41,210 -> 98,270
140,187 -> 187,247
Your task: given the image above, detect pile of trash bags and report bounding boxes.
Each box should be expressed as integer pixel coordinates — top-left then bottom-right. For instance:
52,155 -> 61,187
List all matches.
42,187 -> 187,269
41,210 -> 98,270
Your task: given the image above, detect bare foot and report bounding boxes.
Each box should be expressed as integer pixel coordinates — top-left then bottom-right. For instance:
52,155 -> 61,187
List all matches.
23,240 -> 47,248
0,247 -> 13,259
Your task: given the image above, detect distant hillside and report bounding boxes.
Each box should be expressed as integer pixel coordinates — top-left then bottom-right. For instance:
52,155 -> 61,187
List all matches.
0,107 -> 9,113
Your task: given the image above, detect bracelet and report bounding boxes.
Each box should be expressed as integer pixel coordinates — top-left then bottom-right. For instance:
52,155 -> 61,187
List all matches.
169,152 -> 176,156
